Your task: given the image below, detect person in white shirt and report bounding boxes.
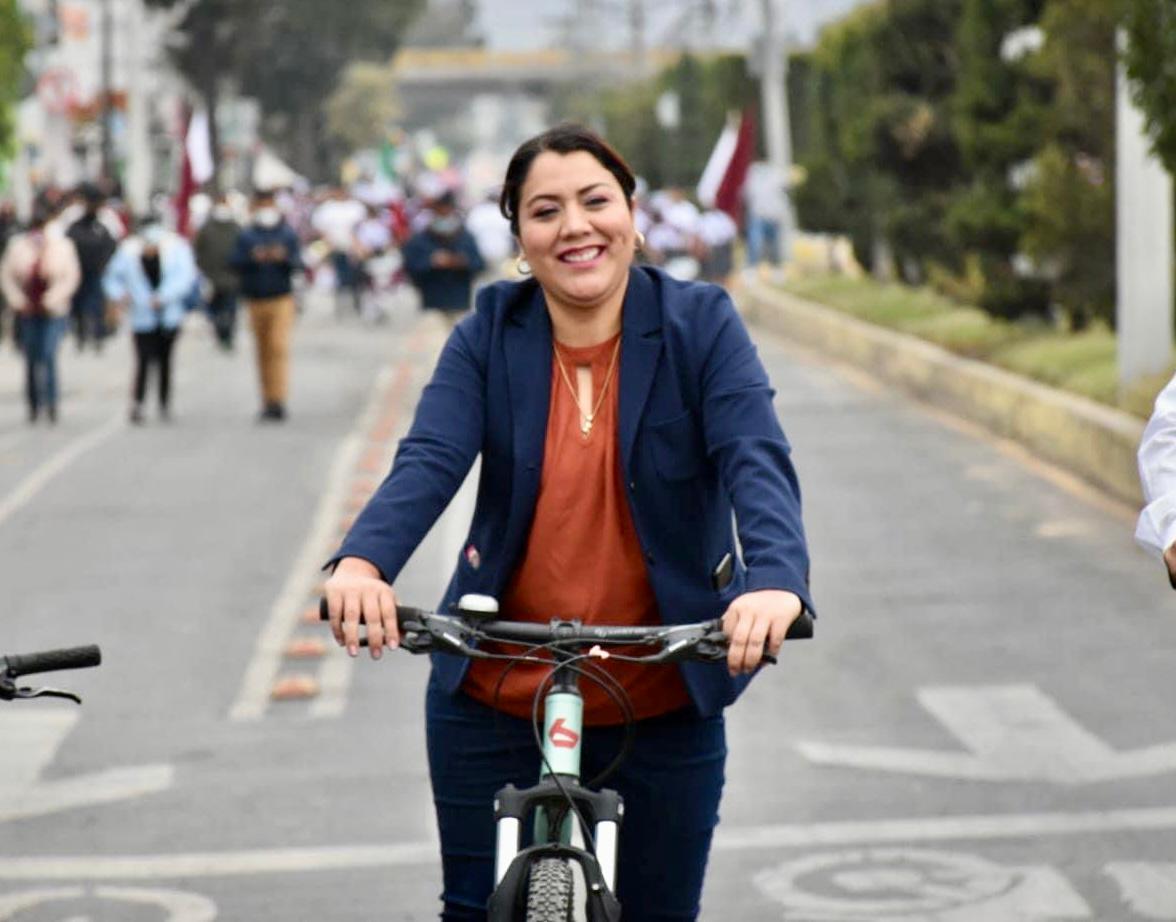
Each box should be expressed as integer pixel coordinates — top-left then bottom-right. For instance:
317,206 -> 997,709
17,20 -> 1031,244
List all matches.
1137,374 -> 1176,585
311,187 -> 366,316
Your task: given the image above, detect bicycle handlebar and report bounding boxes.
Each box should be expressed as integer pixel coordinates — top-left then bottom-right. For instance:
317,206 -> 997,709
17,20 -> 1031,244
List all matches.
0,645 -> 102,704
2,645 -> 102,679
319,599 -> 811,664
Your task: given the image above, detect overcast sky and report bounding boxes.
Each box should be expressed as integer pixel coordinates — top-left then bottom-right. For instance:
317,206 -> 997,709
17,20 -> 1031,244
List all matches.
471,0 -> 871,52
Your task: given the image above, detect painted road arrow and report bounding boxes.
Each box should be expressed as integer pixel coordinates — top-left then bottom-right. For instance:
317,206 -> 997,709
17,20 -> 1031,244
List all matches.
799,684 -> 1176,784
0,711 -> 173,823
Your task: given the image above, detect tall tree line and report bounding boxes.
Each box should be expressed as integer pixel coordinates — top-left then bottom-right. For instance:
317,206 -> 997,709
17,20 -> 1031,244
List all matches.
143,0 -> 426,182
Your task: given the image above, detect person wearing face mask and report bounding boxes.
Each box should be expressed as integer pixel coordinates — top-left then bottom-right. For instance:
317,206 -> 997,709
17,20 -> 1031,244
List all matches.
102,215 -> 198,424
401,190 -> 485,323
323,124 -> 813,922
194,192 -> 242,350
0,200 -> 81,423
230,189 -> 302,422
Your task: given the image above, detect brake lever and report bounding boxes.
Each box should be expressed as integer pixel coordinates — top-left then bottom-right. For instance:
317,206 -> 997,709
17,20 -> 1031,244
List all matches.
696,630 -> 778,666
8,684 -> 83,704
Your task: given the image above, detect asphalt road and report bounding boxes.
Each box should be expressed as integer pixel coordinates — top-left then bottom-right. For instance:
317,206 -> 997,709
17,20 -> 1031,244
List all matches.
1,284 -> 1175,921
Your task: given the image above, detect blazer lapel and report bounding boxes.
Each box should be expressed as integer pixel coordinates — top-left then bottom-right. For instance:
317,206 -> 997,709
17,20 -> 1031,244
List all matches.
504,281 -> 553,475
618,268 -> 663,472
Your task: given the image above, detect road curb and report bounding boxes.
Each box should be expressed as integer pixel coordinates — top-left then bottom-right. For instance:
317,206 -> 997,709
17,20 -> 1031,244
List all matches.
742,282 -> 1146,507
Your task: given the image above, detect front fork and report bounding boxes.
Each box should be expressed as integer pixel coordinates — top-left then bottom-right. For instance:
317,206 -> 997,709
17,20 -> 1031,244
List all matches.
492,686 -> 622,894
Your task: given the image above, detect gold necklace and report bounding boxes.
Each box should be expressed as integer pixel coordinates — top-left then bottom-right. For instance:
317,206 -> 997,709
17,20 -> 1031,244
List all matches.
553,337 -> 621,437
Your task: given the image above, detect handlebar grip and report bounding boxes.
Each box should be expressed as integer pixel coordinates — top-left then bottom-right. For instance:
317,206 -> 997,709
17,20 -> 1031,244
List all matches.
785,609 -> 814,641
4,645 -> 102,678
318,597 -> 423,632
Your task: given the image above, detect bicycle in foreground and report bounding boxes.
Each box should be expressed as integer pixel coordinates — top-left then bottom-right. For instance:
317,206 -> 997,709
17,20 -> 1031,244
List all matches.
322,594 -> 812,921
1,644 -> 101,705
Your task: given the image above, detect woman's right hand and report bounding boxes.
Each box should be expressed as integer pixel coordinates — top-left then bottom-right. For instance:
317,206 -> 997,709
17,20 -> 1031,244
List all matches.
323,557 -> 400,658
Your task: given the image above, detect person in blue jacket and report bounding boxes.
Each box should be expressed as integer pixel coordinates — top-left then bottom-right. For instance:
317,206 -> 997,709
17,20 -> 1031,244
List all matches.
322,124 -> 813,922
103,216 -> 198,423
401,190 -> 485,319
230,189 -> 302,422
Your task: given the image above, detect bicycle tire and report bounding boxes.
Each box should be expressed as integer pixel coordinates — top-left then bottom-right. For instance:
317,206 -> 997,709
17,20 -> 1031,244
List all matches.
524,857 -> 575,922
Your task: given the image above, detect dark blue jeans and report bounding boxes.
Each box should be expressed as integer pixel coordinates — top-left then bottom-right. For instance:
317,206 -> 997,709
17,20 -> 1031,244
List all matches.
20,314 -> 67,413
425,675 -> 726,922
70,281 -> 107,347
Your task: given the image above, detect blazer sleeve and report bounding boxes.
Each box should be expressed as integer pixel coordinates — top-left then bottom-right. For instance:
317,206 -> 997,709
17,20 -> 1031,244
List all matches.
698,291 -> 814,613
328,308 -> 490,581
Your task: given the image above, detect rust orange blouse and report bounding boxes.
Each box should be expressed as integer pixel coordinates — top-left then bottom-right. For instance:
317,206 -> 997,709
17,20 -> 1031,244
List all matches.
462,333 -> 692,725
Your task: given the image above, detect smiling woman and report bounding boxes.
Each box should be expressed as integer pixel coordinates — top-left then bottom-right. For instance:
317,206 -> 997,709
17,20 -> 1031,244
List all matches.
322,123 -> 815,922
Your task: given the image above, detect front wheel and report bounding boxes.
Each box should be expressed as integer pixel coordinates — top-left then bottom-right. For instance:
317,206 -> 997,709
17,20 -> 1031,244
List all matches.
525,858 -> 574,922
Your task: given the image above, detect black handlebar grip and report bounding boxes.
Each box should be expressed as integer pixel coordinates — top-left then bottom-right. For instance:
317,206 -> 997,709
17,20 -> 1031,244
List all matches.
4,645 -> 102,678
318,597 -> 421,632
785,609 -> 814,641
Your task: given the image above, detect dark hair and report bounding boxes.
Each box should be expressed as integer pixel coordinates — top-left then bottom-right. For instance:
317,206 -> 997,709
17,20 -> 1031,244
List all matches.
499,123 -> 636,236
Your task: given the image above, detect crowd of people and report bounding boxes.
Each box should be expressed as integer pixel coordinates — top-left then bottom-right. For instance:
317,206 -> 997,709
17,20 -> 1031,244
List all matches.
0,160 -> 781,429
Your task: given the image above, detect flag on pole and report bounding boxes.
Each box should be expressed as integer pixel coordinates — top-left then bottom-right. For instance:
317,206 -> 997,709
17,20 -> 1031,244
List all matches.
175,106 -> 214,237
697,108 -> 757,228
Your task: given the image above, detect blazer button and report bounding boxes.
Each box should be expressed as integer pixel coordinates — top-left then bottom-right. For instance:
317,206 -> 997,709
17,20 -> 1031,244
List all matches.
645,553 -> 655,566
628,481 -> 636,491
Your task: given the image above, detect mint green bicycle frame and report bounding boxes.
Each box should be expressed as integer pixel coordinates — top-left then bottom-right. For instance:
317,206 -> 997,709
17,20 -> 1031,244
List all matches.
493,675 -> 620,893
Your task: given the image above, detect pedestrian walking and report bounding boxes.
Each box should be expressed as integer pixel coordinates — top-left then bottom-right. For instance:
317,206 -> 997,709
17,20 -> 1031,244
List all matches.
103,216 -> 198,424
231,189 -> 302,422
311,186 -> 365,317
401,190 -> 484,322
0,201 -> 81,423
195,193 -> 242,350
323,124 -> 813,922
65,184 -> 118,352
0,200 -> 17,344
743,160 -> 789,272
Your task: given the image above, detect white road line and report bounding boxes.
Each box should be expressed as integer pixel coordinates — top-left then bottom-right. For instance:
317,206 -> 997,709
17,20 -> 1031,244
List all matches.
3,805 -> 1176,880
228,367 -> 393,723
0,414 -> 122,530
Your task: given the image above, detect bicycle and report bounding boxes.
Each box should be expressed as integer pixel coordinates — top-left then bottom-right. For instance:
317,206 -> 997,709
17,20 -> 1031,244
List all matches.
0,644 -> 101,705
320,594 -> 812,921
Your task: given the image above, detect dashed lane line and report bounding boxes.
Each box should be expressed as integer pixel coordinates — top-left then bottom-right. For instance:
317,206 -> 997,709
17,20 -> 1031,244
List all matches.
2,804 -> 1176,880
0,414 -> 123,530
227,366 -> 394,722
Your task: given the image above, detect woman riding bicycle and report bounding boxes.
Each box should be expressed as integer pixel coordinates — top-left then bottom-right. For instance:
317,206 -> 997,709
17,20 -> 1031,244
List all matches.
323,124 -> 815,921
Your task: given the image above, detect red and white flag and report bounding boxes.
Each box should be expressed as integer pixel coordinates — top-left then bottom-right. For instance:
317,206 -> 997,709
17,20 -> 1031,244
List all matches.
176,106 -> 214,237
696,107 -> 757,227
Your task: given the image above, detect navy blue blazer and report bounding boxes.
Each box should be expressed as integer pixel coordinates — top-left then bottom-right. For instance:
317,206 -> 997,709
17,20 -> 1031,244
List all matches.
331,266 -> 813,716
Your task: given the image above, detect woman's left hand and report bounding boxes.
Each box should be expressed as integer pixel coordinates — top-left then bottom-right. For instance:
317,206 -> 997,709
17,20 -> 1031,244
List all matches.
721,589 -> 804,676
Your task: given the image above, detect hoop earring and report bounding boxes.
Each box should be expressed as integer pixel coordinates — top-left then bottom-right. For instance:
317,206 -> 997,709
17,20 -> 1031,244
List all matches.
635,231 -> 646,252
515,255 -> 532,276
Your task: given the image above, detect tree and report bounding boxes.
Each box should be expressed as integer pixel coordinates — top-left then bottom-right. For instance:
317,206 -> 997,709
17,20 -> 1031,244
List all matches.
325,62 -> 403,153
945,0 -> 1053,318
144,0 -> 427,180
792,0 -> 965,279
0,0 -> 32,180
1020,0 -> 1117,329
1120,0 -> 1176,174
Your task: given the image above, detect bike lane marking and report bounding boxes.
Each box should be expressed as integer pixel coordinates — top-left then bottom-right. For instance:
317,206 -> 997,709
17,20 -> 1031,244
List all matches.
0,886 -> 217,921
227,367 -> 389,722
3,805 -> 1176,880
0,413 -> 122,531
0,712 -> 172,824
799,684 -> 1176,784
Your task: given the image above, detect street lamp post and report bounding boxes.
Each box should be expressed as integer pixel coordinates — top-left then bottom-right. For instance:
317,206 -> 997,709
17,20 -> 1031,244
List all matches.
1116,31 -> 1174,393
100,0 -> 114,181
757,0 -> 795,262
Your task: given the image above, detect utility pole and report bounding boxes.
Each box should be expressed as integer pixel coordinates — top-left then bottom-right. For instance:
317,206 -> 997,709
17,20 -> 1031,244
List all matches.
99,0 -> 114,181
758,0 -> 795,260
628,0 -> 646,76
1116,30 -> 1174,392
